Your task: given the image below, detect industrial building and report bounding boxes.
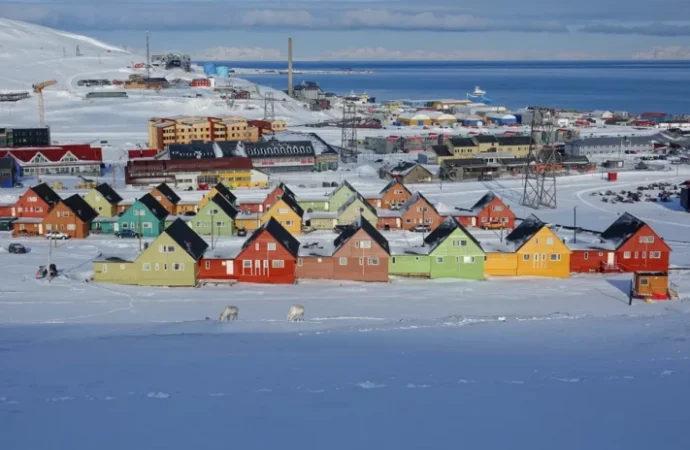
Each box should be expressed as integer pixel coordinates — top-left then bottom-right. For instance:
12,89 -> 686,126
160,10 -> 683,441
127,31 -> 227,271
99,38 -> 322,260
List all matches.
564,133 -> 674,157
0,127 -> 51,148
246,139 -> 316,173
148,116 -> 260,151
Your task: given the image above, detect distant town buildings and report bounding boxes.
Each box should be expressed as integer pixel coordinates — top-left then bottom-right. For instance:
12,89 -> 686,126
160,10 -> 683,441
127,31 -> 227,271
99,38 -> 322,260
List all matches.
147,116 -> 260,151
0,126 -> 51,148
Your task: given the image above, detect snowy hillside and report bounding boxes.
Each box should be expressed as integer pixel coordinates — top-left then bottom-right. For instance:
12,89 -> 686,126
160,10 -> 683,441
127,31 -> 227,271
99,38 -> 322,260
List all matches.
0,17 -> 339,150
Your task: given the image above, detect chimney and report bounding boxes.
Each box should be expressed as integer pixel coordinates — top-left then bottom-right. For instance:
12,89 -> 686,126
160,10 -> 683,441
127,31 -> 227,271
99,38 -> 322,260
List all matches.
287,37 -> 293,98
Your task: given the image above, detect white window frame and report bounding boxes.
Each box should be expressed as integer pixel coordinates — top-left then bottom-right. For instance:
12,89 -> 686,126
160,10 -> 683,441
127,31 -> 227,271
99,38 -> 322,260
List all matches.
142,263 -> 151,271
546,237 -> 554,245
267,242 -> 276,251
339,257 -> 347,266
172,263 -> 184,271
650,251 -> 661,259
623,251 -> 631,259
243,260 -> 252,268
435,257 -> 444,263
368,257 -> 379,266
297,258 -> 303,267
523,254 -> 530,261
67,224 -> 76,231
205,261 -> 211,270
272,260 -> 284,269
463,256 -> 474,264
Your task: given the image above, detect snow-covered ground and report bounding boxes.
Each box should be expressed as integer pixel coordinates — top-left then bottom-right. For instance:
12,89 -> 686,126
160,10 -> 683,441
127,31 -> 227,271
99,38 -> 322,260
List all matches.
1,18 -> 690,449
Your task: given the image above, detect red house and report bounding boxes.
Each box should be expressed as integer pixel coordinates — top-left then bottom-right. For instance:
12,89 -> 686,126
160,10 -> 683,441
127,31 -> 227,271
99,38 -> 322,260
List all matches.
453,191 -> 515,229
263,182 -> 296,211
201,218 -> 299,284
191,78 -> 211,87
237,201 -> 265,214
11,182 -> 61,218
570,213 -> 670,273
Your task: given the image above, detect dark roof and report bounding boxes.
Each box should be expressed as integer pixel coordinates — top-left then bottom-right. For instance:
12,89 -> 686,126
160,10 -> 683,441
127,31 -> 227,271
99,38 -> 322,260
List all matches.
209,193 -> 238,219
278,182 -> 297,201
380,179 -> 413,196
338,191 -> 378,217
137,193 -> 169,220
213,183 -> 237,204
469,191 -> 499,213
505,214 -> 545,250
473,134 -> 498,144
382,160 -> 426,176
599,212 -> 646,249
449,137 -> 476,147
277,189 -> 305,217
168,142 -> 238,159
94,183 -> 123,205
154,183 -> 181,205
399,192 -> 440,216
333,216 -> 390,255
164,218 -> 209,261
245,140 -> 315,158
441,158 -> 487,167
31,183 -> 61,206
497,135 -> 531,146
242,217 -> 300,257
431,145 -> 452,157
424,216 -> 482,253
63,194 -> 98,222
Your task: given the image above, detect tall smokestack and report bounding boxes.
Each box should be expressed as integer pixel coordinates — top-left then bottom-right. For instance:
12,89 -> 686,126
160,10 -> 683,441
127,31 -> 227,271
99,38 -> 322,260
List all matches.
288,37 -> 293,98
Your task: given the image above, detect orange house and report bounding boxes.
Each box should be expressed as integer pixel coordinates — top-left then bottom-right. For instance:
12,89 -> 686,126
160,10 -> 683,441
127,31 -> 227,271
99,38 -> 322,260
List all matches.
263,182 -> 297,211
367,180 -> 413,209
454,191 -> 516,229
150,182 -> 181,215
11,183 -> 61,218
43,194 -> 99,238
398,192 -> 443,231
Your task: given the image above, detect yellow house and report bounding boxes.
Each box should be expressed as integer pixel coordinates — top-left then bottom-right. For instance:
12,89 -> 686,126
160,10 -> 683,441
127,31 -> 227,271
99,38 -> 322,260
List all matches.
484,214 -> 571,278
261,194 -> 304,235
198,183 -> 237,210
444,137 -> 478,159
496,135 -> 532,157
83,183 -> 123,217
148,115 -> 259,150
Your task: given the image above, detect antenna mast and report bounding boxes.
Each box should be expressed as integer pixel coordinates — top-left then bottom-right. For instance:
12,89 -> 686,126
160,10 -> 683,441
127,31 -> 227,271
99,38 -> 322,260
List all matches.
521,107 -> 557,209
146,30 -> 151,78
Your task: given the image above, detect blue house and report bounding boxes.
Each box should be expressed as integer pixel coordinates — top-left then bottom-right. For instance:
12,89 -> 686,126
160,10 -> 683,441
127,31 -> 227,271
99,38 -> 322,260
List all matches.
0,156 -> 18,188
117,193 -> 168,237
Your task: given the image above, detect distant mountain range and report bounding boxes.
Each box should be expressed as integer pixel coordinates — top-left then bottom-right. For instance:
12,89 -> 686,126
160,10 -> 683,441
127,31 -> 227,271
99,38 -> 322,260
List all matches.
633,46 -> 690,60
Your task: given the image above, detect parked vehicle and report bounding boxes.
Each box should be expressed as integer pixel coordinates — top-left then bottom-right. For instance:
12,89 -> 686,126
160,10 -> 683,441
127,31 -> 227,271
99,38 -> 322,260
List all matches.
8,243 -> 27,254
115,229 -> 140,239
237,228 -> 247,237
412,224 -> 431,233
46,231 -> 70,240
480,222 -> 504,230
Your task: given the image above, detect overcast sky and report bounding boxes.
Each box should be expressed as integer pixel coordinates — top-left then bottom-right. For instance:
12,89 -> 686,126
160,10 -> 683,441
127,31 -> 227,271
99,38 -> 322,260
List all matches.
1,0 -> 689,59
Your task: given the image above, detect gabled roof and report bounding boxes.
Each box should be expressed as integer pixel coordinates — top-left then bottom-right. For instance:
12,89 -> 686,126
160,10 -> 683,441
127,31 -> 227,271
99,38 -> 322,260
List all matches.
213,183 -> 236,204
399,192 -> 440,216
242,217 -> 300,257
599,212 -> 649,250
449,137 -> 476,147
275,189 -> 304,217
382,161 -> 429,176
379,179 -> 413,196
278,182 -> 297,200
469,191 -> 500,213
154,183 -> 181,205
63,194 -> 99,222
164,218 -> 208,261
337,191 -> 378,217
431,145 -> 452,157
136,193 -> 168,220
94,183 -> 123,205
473,134 -> 498,144
208,193 -> 238,219
333,216 -> 390,255
331,180 -> 357,198
30,182 -> 61,206
505,214 -> 545,251
424,216 -> 482,253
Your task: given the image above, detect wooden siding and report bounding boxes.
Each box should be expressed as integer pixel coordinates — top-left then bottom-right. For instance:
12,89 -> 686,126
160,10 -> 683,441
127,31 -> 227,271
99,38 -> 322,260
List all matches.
135,233 -> 199,286
389,255 -> 431,277
93,261 -> 138,285
12,189 -> 53,218
83,189 -> 117,217
614,224 -> 670,272
262,198 -> 302,235
234,229 -> 297,284
43,201 -> 90,238
475,197 -> 516,229
379,182 -> 412,209
484,252 -> 519,276
400,197 -> 442,231
337,198 -> 377,227
376,216 -> 402,230
515,227 -> 571,278
150,187 -> 177,215
199,258 -> 236,280
295,256 -> 334,280
331,228 -> 389,282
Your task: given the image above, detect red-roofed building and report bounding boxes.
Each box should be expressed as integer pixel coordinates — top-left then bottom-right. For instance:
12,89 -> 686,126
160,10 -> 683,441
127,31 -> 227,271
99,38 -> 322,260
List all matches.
128,149 -> 158,159
0,144 -> 103,177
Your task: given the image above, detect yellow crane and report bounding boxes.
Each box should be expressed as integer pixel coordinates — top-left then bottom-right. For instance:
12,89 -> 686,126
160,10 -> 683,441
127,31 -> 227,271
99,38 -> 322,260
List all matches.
32,80 -> 57,127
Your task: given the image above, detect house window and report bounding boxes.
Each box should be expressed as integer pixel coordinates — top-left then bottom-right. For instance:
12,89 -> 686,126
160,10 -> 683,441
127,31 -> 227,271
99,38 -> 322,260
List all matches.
204,261 -> 211,270
164,264 -> 168,271
546,238 -> 554,245
639,236 -> 654,244
267,242 -> 276,251
368,257 -> 379,265
405,218 -> 412,224
255,243 -> 260,251
143,222 -> 152,229
535,238 -> 539,244
523,254 -> 530,261
640,278 -> 649,286
277,208 -> 288,214
452,239 -> 467,247
102,264 -> 108,273
122,223 -> 129,229
463,256 -> 474,263
598,252 -> 603,257
243,260 -> 252,268
359,257 -> 364,265
46,224 -> 52,231
173,264 -> 183,273
67,224 -> 76,231
491,206 -> 503,212
339,257 -> 347,265
155,263 -> 160,271
196,222 -> 201,227
436,257 -> 444,263
120,265 -> 126,270
623,251 -> 631,259
481,217 -> 487,223
143,263 -> 151,271
27,196 -> 37,202
272,260 -> 284,268
35,207 -> 43,213
650,251 -> 661,259
297,258 -> 303,267
95,196 -> 101,202
357,240 -> 372,249
285,220 -> 294,226
583,252 -> 589,260
550,254 -> 561,261
634,252 -> 639,259
425,218 -> 433,224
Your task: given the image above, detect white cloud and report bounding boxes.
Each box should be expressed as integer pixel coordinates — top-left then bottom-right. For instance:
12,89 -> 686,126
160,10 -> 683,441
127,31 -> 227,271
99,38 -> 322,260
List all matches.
320,47 -> 604,61
240,10 -> 316,27
200,47 -> 283,61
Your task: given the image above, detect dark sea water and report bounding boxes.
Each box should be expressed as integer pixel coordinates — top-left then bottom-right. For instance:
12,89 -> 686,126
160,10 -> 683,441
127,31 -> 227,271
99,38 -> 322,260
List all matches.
197,61 -> 690,114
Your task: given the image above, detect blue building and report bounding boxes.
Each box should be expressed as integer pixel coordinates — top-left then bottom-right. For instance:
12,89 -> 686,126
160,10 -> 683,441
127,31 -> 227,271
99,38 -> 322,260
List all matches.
203,63 -> 216,75
215,66 -> 229,78
0,156 -> 18,188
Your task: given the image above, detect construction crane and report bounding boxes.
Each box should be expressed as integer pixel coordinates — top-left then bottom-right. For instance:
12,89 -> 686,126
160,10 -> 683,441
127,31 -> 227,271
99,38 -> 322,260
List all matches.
32,80 -> 57,127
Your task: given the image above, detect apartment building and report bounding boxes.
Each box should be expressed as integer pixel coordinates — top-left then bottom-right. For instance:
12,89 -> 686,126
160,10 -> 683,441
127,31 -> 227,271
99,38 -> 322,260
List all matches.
148,116 -> 260,151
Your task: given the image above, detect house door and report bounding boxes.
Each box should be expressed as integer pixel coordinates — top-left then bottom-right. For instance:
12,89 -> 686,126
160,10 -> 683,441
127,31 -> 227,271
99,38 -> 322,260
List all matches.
114,223 -> 119,232
471,217 -> 476,227
255,259 -> 262,276
263,260 -> 269,276
226,261 -> 234,275
607,252 -> 615,267
39,224 -> 43,234
533,253 -> 539,269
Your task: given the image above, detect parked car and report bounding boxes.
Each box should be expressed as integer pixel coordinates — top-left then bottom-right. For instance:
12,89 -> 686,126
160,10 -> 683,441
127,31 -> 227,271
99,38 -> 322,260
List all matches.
412,224 -> 431,233
236,228 -> 247,237
46,231 -> 70,240
480,222 -> 504,230
115,229 -> 140,239
8,243 -> 27,254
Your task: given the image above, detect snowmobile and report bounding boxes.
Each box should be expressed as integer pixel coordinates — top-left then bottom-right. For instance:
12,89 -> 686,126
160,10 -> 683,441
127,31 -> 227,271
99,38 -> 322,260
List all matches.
35,266 -> 48,279
35,264 -> 59,281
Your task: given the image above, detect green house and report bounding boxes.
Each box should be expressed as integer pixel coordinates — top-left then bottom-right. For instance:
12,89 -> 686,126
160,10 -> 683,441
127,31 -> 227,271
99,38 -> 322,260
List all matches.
188,193 -> 238,236
336,192 -> 378,226
328,180 -> 358,211
117,193 -> 168,238
91,217 -> 119,234
297,196 -> 330,213
390,217 -> 485,280
93,219 -> 209,287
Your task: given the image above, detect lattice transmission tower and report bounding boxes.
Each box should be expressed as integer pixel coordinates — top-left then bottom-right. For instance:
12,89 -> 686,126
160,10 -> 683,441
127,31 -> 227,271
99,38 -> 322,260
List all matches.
340,102 -> 358,163
521,107 -> 557,209
263,92 -> 275,121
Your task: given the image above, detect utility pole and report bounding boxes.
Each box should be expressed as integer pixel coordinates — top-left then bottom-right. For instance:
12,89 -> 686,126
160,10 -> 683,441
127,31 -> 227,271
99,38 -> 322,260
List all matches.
211,211 -> 215,250
138,211 -> 142,252
146,30 -> 151,78
573,206 -> 577,244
